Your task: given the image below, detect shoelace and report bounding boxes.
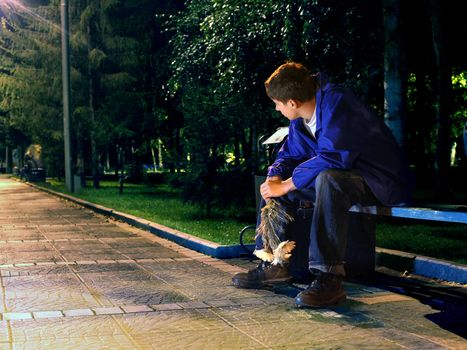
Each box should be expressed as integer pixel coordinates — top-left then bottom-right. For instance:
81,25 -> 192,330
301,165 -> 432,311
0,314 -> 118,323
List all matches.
307,273 -> 324,291
249,261 -> 270,275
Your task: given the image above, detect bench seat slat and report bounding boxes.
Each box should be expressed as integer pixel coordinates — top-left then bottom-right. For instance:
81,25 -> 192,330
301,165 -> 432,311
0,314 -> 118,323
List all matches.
349,206 -> 467,224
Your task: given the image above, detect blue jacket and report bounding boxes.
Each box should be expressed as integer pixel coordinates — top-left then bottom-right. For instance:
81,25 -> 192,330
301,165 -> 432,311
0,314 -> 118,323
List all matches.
267,74 -> 412,206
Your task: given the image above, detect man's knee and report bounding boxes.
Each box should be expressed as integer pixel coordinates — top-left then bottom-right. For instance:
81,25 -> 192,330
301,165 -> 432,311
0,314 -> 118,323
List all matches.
316,169 -> 343,190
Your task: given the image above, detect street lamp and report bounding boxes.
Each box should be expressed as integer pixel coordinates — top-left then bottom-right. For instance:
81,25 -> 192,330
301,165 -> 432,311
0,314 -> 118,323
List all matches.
60,0 -> 73,192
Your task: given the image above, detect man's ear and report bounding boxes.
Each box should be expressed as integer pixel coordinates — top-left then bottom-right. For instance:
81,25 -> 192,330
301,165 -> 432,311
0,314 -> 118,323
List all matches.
288,99 -> 302,109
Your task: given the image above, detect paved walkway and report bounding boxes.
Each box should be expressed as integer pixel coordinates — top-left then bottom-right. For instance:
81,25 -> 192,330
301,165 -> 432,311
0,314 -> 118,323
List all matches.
0,177 -> 465,349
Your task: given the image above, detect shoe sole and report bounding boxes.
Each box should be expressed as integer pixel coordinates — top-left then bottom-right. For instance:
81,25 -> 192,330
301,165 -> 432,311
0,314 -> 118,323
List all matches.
232,277 -> 293,289
295,292 -> 347,308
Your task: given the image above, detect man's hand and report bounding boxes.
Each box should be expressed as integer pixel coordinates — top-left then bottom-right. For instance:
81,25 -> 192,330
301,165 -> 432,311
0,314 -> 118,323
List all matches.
260,177 -> 296,200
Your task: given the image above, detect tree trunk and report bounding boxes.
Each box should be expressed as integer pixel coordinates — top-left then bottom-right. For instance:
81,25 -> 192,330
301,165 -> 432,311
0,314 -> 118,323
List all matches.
413,67 -> 434,185
75,120 -> 86,188
382,0 -> 407,149
428,0 -> 452,198
234,136 -> 241,167
86,4 -> 101,189
5,146 -> 10,173
88,53 -> 100,189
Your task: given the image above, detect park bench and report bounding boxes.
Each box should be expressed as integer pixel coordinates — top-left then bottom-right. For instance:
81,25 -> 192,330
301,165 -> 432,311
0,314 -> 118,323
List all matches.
345,204 -> 467,277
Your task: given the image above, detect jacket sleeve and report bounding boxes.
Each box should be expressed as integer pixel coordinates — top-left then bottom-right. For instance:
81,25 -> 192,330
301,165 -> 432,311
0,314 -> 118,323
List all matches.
291,90 -> 361,189
267,122 -> 311,179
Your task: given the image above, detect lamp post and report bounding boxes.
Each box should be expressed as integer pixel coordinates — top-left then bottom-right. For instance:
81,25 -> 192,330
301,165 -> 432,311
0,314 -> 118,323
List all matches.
60,0 -> 73,192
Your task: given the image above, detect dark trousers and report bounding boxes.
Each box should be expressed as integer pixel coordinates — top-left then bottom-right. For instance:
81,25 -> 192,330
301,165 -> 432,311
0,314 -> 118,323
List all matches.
255,169 -> 379,277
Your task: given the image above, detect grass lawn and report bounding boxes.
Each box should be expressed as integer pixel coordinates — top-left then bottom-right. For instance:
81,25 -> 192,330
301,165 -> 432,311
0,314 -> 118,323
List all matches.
38,178 -> 466,265
376,219 -> 467,265
41,179 -> 254,246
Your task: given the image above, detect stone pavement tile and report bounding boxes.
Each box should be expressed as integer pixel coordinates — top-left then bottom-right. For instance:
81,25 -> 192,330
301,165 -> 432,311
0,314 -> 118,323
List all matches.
10,334 -> 137,350
101,237 -> 168,249
141,260 -> 241,287
177,301 -> 210,309
0,231 -> 43,241
58,252 -> 125,261
8,316 -> 125,342
2,312 -> 33,320
130,329 -> 268,350
215,305 -> 403,349
85,226 -> 137,239
356,300 -> 467,348
51,239 -> 112,251
63,309 -> 94,317
93,306 -> 124,315
0,252 -> 63,265
3,265 -> 70,277
71,262 -> 140,274
152,303 -> 183,311
43,231 -> 95,240
114,309 -> 233,334
375,328 -> 457,350
28,219 -> 71,226
74,272 -> 190,305
0,241 -> 57,253
32,311 -> 64,319
121,305 -> 153,313
60,216 -> 107,224
6,296 -> 101,315
3,274 -> 104,311
167,284 -> 272,302
0,241 -> 64,265
0,320 -> 9,342
140,259 -> 209,272
4,274 -> 81,295
36,225 -> 79,233
76,269 -> 164,286
115,248 -> 183,260
214,304 -> 309,327
205,299 -> 239,308
349,293 -> 413,304
152,269 -> 234,288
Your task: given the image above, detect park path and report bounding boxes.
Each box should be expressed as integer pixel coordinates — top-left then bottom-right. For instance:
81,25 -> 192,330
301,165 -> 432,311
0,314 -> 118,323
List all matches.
0,176 -> 465,349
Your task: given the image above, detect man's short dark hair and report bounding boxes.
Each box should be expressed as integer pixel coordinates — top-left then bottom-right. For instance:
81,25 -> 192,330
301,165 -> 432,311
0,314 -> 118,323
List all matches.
265,62 -> 319,103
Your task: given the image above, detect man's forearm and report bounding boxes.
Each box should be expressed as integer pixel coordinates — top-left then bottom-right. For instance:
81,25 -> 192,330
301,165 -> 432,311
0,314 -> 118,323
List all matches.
282,177 -> 297,193
260,177 -> 297,199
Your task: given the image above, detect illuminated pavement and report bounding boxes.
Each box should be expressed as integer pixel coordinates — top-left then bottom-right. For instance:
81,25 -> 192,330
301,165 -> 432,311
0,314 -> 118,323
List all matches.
0,176 -> 466,349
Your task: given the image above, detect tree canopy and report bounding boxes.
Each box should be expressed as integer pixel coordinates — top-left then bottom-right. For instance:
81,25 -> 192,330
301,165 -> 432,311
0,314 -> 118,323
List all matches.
1,0 -> 466,210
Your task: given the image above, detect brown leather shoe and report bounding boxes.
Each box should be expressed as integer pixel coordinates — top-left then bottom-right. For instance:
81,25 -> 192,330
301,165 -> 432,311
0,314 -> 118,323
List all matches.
295,271 -> 346,308
232,261 -> 292,289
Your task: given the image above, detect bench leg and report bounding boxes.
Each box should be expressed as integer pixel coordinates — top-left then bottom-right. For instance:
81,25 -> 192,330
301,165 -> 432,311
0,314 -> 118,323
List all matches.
345,213 -> 376,278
